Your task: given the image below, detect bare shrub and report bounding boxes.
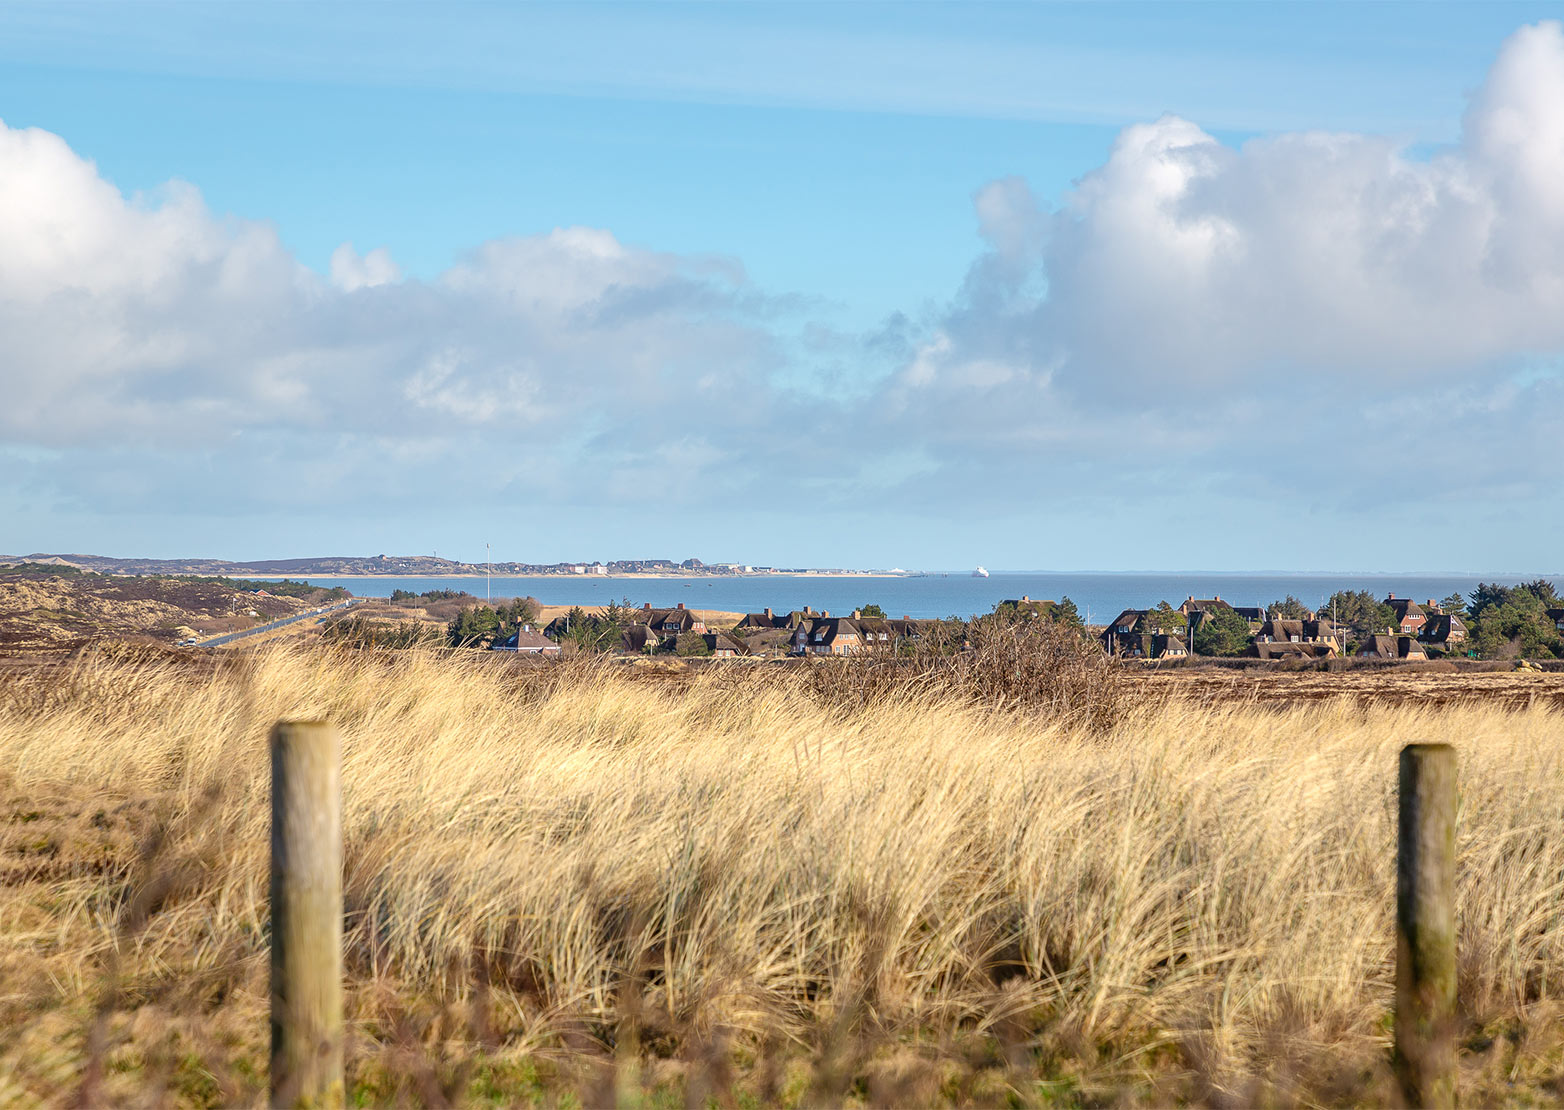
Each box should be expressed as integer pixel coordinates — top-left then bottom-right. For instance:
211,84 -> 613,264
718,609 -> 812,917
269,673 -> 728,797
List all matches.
807,611 -> 1129,731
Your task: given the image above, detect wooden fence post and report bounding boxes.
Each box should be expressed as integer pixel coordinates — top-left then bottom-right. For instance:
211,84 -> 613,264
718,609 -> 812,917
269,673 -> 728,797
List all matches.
1396,742 -> 1457,1109
270,721 -> 344,1108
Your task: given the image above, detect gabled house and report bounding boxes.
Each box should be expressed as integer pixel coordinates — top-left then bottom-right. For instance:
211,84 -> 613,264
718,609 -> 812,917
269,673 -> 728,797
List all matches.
736,608 -> 787,631
1113,633 -> 1188,660
882,616 -> 926,642
1356,634 -> 1428,661
1418,613 -> 1468,652
1254,618 -> 1341,655
1179,596 -> 1265,640
704,631 -> 750,658
1101,609 -> 1150,655
804,616 -> 865,655
740,627 -> 795,657
1179,597 -> 1221,618
639,602 -> 706,636
620,624 -> 659,653
1549,609 -> 1564,635
1384,595 -> 1429,635
491,626 -> 561,654
847,610 -> 899,647
789,613 -> 876,655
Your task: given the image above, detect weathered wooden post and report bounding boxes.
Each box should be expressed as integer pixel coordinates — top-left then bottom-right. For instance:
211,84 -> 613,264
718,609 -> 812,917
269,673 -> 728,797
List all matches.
1396,743 -> 1457,1109
270,721 -> 344,1108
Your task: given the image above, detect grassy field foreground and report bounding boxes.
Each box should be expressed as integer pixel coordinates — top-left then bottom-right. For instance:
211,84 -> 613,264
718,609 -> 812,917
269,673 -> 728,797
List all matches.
0,647 -> 1562,1105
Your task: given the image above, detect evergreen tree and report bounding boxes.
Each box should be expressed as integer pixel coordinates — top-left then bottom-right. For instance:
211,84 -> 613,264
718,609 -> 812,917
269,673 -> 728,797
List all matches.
1142,601 -> 1188,635
1193,605 -> 1251,656
1267,595 -> 1311,620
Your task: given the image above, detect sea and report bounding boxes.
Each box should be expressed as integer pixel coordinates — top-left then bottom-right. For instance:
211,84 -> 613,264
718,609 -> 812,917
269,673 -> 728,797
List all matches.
264,572 -> 1512,622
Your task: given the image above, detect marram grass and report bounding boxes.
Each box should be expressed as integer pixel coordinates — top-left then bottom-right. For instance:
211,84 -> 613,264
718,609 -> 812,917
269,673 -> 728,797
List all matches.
0,645 -> 1561,1106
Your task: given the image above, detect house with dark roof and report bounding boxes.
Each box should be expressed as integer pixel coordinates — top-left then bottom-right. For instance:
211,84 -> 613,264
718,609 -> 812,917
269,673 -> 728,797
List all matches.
490,626 -> 561,654
884,616 -> 926,639
736,608 -> 786,631
638,602 -> 706,636
1254,618 -> 1340,656
1250,640 -> 1337,660
1549,609 -> 1564,635
847,611 -> 902,647
785,609 -> 923,655
786,613 -> 860,655
1418,613 -> 1468,652
1120,633 -> 1188,660
1178,596 -> 1265,640
740,627 -> 794,657
1356,634 -> 1428,661
620,624 -> 660,653
804,616 -> 864,655
1384,595 -> 1430,635
704,631 -> 750,658
1101,609 -> 1150,655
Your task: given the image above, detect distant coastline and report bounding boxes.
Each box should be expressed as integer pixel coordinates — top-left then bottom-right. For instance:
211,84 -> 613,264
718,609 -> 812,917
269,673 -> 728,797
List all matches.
1,553 -> 914,579
289,571 -> 906,580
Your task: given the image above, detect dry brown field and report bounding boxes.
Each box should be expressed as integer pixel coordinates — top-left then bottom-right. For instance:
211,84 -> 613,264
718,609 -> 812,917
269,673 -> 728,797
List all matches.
1139,660 -> 1564,710
0,573 -> 330,656
0,644 -> 1560,1106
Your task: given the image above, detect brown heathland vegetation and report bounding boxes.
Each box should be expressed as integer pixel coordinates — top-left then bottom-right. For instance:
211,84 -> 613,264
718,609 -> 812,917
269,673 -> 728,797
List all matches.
0,644 -> 1561,1105
0,572 -> 333,656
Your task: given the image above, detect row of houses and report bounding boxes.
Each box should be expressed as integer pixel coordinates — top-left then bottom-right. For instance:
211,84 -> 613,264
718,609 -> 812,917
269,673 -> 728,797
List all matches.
1100,596 -> 1260,659
493,591 -> 1563,663
1101,594 -> 1475,661
734,606 -> 928,655
619,604 -> 750,656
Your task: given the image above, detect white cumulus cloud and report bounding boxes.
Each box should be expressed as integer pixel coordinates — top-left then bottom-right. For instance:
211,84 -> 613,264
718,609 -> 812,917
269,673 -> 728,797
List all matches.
329,243 -> 400,291
903,21 -> 1564,408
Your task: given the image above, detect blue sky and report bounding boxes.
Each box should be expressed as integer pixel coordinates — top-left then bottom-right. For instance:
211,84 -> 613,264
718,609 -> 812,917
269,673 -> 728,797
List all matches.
1,2 -> 1562,571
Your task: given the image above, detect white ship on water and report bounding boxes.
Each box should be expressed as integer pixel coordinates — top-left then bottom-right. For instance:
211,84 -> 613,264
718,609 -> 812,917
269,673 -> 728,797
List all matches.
972,566 -> 989,578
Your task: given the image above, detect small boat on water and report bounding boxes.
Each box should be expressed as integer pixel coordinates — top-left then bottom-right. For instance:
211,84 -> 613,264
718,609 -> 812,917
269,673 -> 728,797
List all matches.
972,566 -> 989,578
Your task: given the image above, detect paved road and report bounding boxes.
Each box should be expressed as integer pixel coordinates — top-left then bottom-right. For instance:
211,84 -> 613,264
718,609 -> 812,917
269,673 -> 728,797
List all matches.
197,599 -> 358,648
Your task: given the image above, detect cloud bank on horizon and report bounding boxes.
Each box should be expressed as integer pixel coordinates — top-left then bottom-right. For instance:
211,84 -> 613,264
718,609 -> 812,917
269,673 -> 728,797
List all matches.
2,21 -> 1562,567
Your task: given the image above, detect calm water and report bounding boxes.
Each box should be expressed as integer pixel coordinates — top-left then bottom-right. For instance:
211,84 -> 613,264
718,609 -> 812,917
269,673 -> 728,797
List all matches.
271,573 -> 1503,622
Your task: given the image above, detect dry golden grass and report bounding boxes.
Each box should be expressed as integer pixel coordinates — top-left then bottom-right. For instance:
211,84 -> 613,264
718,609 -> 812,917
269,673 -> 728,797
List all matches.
0,645 -> 1562,1105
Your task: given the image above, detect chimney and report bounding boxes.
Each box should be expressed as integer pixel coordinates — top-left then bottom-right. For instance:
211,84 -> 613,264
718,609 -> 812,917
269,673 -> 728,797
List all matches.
851,609 -> 861,619
643,602 -> 651,610
1389,593 -> 1396,600
1426,599 -> 1436,609
677,602 -> 684,610
764,607 -> 772,619
1021,595 -> 1029,602
822,610 -> 830,618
